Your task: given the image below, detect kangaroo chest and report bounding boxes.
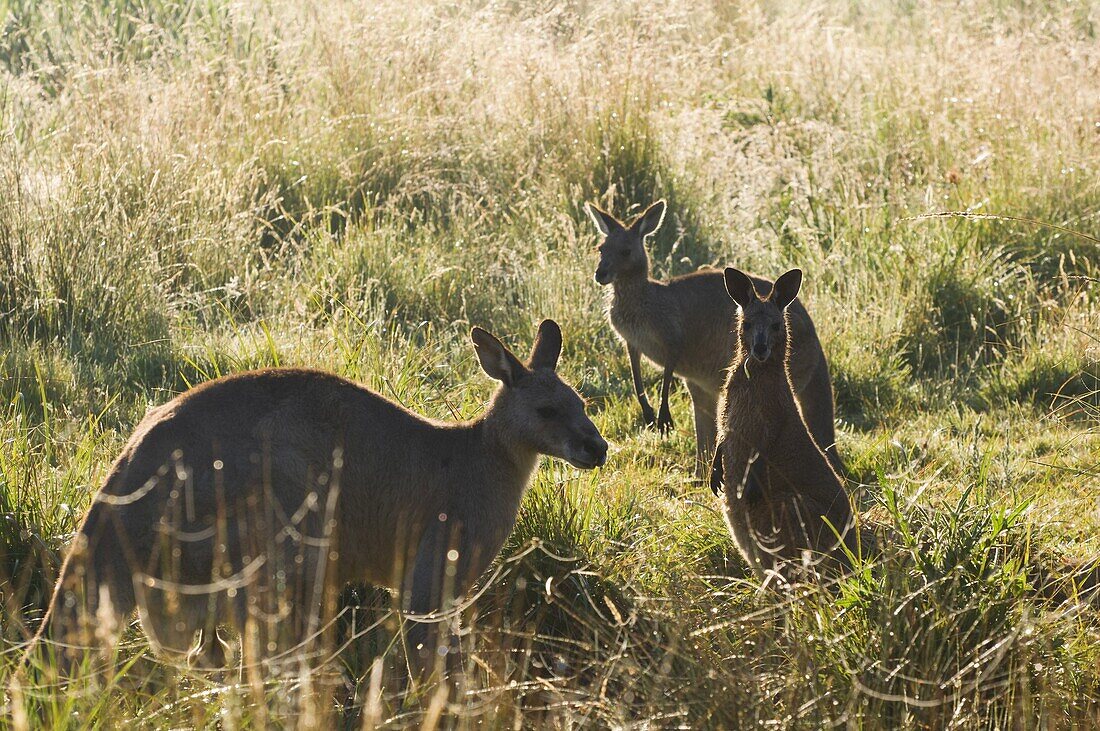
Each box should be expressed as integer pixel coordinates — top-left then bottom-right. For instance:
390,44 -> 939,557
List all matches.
609,294 -> 674,367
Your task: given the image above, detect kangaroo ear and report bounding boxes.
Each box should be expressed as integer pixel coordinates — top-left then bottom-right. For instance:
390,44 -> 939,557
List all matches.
723,267 -> 759,309
471,327 -> 528,386
585,202 -> 621,236
770,269 -> 803,310
631,199 -> 666,239
528,319 -> 562,371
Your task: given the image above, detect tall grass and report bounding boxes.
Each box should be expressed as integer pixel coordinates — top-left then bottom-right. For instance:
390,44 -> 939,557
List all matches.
1,0 -> 1099,726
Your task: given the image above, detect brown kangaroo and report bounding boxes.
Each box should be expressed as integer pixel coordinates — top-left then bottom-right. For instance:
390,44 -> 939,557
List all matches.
712,268 -> 856,580
30,320 -> 607,675
585,200 -> 841,476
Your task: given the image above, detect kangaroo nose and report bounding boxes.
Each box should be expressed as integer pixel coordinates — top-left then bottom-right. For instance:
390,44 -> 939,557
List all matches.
589,437 -> 608,467
752,335 -> 770,361
594,267 -> 610,285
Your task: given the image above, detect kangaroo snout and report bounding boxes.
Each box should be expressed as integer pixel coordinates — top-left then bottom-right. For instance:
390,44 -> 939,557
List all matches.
594,267 -> 612,285
585,435 -> 609,467
570,432 -> 608,469
752,333 -> 771,362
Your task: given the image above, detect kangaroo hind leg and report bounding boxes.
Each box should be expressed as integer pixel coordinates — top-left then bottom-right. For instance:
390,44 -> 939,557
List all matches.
687,383 -> 718,480
38,502 -> 139,675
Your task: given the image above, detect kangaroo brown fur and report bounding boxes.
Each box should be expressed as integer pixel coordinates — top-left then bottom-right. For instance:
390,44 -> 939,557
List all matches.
585,200 -> 841,476
713,268 -> 856,580
28,320 -> 607,677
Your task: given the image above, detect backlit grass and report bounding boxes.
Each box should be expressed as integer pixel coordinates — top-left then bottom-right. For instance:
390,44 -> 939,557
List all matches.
1,0 -> 1099,727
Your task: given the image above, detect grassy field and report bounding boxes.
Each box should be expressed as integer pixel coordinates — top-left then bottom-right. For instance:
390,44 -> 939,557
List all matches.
1,0 -> 1099,727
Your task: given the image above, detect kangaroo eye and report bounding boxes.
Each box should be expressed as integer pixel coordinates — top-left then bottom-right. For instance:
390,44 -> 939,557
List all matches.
619,249 -> 630,258
537,407 -> 558,419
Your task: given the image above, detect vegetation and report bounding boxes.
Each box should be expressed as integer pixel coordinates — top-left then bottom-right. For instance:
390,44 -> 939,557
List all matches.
1,0 -> 1098,726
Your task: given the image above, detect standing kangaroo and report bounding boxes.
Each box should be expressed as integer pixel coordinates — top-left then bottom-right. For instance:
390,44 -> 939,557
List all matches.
712,268 -> 856,580
31,320 -> 607,675
585,200 -> 841,476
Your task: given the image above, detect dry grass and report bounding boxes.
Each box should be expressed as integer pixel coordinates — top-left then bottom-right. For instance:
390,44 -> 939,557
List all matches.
1,0 -> 1099,727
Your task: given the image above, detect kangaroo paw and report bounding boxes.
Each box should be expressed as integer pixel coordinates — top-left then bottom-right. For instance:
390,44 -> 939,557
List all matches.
710,449 -> 724,496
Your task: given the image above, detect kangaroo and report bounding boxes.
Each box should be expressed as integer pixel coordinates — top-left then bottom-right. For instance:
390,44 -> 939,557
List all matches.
585,199 -> 841,476
711,268 -> 856,580
29,320 -> 607,677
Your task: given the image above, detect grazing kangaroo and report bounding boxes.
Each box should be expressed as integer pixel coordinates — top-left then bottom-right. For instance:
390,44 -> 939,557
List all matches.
30,320 -> 607,676
711,268 -> 856,580
585,200 -> 841,476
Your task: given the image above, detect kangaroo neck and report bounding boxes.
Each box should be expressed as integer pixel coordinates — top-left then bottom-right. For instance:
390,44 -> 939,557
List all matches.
611,267 -> 653,298
475,408 -> 541,487
723,344 -> 799,456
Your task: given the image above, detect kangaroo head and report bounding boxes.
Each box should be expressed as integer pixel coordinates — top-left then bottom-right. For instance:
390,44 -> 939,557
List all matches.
724,268 -> 803,364
586,199 -> 665,285
471,320 -> 608,469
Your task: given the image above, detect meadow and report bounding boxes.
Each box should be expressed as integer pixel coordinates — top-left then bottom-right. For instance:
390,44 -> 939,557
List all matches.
0,0 -> 1098,727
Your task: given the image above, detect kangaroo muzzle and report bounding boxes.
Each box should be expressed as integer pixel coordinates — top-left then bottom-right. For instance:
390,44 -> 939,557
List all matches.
752,333 -> 770,362
586,437 -> 609,467
571,433 -> 609,469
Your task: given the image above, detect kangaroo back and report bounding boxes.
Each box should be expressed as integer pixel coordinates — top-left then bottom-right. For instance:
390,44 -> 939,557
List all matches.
32,371 -> 361,672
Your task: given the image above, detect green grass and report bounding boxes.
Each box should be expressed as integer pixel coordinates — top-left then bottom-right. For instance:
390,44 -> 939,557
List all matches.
1,0 -> 1099,727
